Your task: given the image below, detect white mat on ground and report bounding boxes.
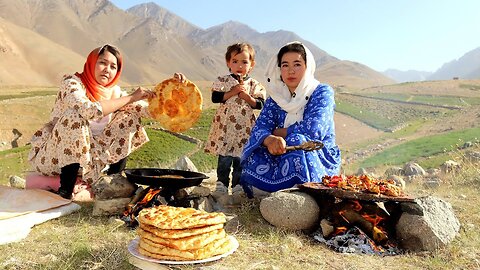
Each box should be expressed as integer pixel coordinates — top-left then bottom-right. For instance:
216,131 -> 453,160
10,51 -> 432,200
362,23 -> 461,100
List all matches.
0,185 -> 72,219
0,185 -> 81,245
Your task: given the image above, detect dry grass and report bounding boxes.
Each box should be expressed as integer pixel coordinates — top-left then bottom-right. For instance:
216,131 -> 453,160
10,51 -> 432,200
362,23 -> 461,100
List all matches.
1,84 -> 479,269
1,153 -> 479,270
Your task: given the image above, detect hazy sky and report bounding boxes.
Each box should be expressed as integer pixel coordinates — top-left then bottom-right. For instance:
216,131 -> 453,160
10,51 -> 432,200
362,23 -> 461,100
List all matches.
111,0 -> 480,72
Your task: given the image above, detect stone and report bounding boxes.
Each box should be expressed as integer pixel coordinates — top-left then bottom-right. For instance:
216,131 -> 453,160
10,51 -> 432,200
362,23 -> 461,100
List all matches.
185,186 -> 212,197
396,196 -> 460,251
92,173 -> 136,200
403,162 -> 426,176
384,166 -> 404,177
259,191 -> 320,230
440,160 -> 461,174
193,196 -> 214,213
92,197 -> 131,216
224,214 -> 240,234
9,175 -> 26,189
320,219 -> 334,237
174,156 -> 198,172
387,175 -> 406,190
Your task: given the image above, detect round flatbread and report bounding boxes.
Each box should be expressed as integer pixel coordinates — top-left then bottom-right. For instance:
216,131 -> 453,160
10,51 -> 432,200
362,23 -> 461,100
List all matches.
138,223 -> 224,239
137,227 -> 226,250
148,78 -> 203,132
137,205 -> 227,230
138,235 -> 234,261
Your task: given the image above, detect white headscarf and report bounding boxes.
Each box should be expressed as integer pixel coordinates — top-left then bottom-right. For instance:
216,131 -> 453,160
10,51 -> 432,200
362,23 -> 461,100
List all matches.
265,41 -> 319,127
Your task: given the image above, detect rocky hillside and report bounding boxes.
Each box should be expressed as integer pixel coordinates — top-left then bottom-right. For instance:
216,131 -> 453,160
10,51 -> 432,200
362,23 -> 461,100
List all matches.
0,0 -> 391,89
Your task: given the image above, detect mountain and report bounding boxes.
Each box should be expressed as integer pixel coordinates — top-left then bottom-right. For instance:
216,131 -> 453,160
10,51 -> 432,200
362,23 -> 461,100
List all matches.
428,47 -> 480,80
0,0 -> 393,89
0,17 -> 85,85
319,61 -> 396,90
383,69 -> 433,83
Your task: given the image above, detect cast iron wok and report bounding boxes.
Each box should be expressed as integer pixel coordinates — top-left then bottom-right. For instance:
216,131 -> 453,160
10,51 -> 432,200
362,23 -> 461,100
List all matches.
124,168 -> 209,190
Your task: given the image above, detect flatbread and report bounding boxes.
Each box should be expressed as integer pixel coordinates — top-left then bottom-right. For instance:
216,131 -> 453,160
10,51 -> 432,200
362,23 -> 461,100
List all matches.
139,222 -> 224,239
138,235 -> 233,260
137,227 -> 226,250
137,205 -> 226,230
148,78 -> 202,132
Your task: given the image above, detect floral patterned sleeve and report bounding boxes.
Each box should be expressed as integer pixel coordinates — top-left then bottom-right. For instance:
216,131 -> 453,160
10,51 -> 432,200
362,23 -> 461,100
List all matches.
61,76 -> 103,121
115,88 -> 151,118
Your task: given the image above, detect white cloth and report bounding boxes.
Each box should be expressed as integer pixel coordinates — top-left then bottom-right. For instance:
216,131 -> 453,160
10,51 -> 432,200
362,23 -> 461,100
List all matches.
265,41 -> 320,127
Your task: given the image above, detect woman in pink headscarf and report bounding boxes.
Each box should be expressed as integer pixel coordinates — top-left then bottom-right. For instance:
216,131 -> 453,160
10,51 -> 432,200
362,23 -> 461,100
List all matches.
29,44 -> 184,199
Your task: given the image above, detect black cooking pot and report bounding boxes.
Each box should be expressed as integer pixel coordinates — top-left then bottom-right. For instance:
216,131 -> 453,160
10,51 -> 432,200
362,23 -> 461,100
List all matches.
124,168 -> 209,190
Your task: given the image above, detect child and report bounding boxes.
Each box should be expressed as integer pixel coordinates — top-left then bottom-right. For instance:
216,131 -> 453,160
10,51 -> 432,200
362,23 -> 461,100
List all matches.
205,43 -> 266,193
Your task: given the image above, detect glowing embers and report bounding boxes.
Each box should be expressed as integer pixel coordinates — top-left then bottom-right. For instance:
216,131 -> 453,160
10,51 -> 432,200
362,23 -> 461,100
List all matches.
313,199 -> 402,255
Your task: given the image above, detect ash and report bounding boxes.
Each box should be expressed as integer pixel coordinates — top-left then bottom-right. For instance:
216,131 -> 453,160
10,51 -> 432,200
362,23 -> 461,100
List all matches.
312,227 -> 401,256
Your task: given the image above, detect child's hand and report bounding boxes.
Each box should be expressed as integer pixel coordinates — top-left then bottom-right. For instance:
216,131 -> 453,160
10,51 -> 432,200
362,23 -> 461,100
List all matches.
230,84 -> 244,95
238,90 -> 250,100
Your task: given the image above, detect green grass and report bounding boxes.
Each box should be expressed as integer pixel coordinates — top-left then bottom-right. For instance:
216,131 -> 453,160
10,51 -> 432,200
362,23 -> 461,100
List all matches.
0,108 -> 219,186
0,90 -> 57,101
127,108 -> 218,171
459,83 -> 480,91
335,101 -> 396,130
359,127 -> 480,168
366,93 -> 480,106
126,129 -> 198,169
0,146 -> 30,186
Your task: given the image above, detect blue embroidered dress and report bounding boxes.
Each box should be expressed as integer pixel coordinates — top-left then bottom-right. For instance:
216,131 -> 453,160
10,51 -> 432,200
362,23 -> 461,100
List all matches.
241,83 -> 341,192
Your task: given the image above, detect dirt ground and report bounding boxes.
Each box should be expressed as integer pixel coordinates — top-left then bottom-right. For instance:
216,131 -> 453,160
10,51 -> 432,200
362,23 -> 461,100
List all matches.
0,96 -> 54,151
334,113 -> 384,148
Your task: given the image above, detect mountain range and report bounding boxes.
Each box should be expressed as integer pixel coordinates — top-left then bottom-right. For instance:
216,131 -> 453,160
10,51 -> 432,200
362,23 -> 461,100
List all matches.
0,0 -> 477,87
383,46 -> 480,83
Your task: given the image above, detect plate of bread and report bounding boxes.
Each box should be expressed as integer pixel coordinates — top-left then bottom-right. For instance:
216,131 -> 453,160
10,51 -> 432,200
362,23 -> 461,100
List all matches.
128,205 -> 238,264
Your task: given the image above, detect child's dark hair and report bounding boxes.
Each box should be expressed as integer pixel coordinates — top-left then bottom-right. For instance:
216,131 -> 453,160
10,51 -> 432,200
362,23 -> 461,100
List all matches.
277,43 -> 307,67
225,43 -> 256,62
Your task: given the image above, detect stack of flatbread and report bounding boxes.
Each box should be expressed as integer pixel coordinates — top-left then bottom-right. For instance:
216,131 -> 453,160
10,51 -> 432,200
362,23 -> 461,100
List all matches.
136,205 -> 235,261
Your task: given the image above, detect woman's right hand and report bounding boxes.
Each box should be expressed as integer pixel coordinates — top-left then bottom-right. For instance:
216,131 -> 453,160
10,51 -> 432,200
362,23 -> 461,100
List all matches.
130,87 -> 155,102
263,135 -> 286,155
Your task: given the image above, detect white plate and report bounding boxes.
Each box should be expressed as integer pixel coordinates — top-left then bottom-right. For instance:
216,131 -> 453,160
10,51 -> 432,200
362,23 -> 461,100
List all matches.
127,235 -> 239,265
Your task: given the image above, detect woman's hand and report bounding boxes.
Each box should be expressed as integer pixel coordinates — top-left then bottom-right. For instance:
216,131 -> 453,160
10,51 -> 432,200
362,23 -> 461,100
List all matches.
130,87 -> 155,102
173,73 -> 187,83
263,135 -> 286,155
272,128 -> 287,138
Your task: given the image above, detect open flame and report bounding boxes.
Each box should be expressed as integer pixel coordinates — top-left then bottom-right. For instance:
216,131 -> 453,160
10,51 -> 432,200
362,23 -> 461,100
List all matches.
315,199 -> 400,255
122,187 -> 163,227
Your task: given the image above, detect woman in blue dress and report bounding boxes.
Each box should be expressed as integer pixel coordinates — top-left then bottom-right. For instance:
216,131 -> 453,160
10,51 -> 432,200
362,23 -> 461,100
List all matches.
240,42 -> 341,197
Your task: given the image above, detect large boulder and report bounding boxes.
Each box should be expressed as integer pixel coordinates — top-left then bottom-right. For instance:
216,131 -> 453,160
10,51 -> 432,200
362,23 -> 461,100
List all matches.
92,173 -> 136,200
260,190 -> 319,230
440,160 -> 461,174
403,162 -> 426,177
174,156 -> 198,172
396,196 -> 460,251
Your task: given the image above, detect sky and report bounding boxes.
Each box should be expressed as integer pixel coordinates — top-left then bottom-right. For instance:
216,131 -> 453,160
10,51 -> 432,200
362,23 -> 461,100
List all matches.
110,0 -> 480,72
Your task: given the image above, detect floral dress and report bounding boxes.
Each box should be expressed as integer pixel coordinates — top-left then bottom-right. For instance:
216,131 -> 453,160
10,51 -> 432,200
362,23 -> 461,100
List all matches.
241,84 -> 342,192
28,74 -> 150,184
204,75 -> 266,158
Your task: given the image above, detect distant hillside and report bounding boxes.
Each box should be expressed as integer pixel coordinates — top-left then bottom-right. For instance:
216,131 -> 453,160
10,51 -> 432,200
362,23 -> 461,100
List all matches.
383,69 -> 432,83
0,0 -> 398,89
428,47 -> 480,80
319,61 -> 396,90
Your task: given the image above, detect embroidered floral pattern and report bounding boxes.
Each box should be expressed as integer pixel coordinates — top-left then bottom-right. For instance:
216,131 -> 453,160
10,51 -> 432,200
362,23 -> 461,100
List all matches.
28,75 -> 150,184
204,75 -> 266,157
